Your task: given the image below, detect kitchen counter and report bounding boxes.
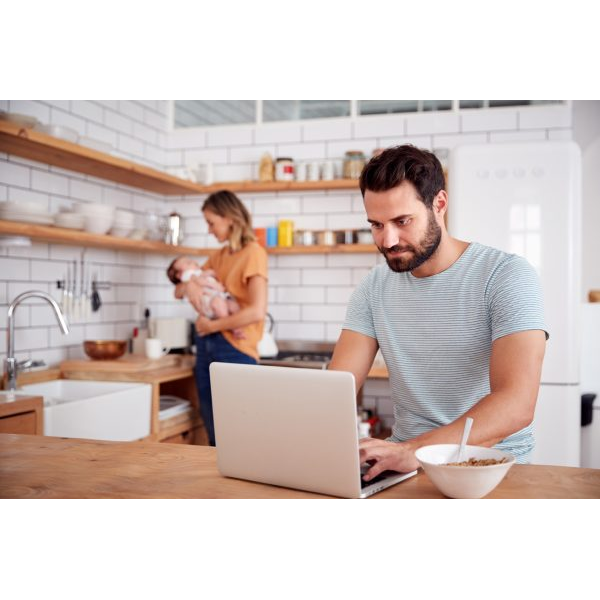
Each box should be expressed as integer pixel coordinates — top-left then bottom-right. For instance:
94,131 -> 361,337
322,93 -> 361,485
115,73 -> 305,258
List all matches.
1,434 -> 598,499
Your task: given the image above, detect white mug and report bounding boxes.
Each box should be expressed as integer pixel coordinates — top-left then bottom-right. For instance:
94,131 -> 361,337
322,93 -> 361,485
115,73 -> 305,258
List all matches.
145,338 -> 170,360
321,160 -> 334,181
307,162 -> 320,181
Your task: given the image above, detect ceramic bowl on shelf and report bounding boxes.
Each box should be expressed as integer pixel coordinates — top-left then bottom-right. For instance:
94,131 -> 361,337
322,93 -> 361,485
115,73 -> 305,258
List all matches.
54,212 -> 85,230
75,202 -> 116,218
84,215 -> 113,235
415,444 -> 516,499
83,340 -> 127,360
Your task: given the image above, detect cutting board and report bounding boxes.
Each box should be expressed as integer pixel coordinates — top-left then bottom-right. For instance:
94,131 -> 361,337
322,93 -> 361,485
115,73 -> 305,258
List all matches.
60,354 -> 182,373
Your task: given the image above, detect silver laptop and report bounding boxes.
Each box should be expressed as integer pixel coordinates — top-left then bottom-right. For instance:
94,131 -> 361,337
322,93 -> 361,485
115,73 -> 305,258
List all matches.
210,362 -> 417,498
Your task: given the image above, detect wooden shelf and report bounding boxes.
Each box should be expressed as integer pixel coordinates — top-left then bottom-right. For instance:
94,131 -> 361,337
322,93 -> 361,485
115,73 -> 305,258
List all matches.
0,219 -> 211,256
0,121 -> 360,196
0,219 -> 376,256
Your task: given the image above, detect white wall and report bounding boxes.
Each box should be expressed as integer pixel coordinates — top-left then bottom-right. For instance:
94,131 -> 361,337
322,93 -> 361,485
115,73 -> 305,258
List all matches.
1,100 -> 589,429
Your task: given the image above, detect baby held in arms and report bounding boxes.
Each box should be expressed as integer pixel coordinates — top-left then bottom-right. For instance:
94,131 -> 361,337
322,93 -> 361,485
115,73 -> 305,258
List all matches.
167,256 -> 245,339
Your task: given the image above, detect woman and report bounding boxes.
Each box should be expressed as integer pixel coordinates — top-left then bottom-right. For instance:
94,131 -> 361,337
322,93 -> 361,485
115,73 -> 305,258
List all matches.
192,190 -> 268,446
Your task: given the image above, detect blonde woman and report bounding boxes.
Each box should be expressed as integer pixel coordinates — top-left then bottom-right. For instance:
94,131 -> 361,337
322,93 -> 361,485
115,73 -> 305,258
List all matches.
191,190 -> 268,446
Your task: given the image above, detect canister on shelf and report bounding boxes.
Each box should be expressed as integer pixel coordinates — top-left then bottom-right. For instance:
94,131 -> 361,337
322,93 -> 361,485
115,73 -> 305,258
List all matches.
356,228 -> 373,244
254,227 -> 267,247
335,229 -> 356,244
259,153 -> 275,182
293,230 -> 316,246
315,230 -> 336,246
266,226 -> 278,247
342,151 -> 366,179
278,219 -> 294,247
275,157 -> 295,182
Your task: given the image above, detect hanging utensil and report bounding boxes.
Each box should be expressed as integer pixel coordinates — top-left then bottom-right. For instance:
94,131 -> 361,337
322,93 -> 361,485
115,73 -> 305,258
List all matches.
91,275 -> 102,312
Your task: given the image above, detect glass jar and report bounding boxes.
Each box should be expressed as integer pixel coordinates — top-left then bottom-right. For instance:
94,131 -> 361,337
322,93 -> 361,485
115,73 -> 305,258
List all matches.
342,151 -> 366,179
275,157 -> 295,182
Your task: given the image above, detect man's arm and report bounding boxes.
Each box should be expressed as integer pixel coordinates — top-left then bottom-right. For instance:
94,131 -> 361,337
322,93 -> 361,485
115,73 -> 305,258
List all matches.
328,329 -> 379,392
360,329 -> 546,479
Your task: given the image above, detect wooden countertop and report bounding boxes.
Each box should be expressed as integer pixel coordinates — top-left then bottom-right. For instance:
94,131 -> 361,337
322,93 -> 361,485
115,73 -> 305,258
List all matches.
1,434 -> 598,499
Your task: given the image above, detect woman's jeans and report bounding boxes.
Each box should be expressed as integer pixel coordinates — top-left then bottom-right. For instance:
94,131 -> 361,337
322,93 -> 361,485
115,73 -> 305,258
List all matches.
194,332 -> 256,446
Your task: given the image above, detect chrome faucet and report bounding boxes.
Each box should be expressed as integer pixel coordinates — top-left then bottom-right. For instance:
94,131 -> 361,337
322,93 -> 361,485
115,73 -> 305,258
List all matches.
3,290 -> 70,391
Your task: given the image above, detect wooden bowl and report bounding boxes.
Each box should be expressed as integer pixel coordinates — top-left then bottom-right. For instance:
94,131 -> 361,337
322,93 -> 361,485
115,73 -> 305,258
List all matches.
83,340 -> 127,360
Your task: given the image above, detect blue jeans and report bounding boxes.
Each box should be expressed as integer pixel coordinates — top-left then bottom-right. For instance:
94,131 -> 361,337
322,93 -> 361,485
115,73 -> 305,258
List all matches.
194,332 -> 256,446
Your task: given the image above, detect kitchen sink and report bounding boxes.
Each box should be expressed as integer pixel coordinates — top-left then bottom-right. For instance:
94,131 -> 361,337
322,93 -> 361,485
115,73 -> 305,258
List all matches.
17,379 -> 152,441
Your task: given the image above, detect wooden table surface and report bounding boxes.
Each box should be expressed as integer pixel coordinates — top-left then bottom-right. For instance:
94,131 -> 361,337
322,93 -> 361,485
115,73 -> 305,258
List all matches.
1,434 -> 599,499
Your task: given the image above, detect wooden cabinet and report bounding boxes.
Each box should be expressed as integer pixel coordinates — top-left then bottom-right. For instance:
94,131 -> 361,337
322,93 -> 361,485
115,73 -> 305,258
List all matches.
60,356 -> 207,445
0,396 -> 43,435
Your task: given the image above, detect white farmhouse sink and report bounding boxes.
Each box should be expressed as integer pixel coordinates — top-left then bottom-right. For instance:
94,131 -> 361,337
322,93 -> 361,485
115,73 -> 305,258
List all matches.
19,379 -> 152,441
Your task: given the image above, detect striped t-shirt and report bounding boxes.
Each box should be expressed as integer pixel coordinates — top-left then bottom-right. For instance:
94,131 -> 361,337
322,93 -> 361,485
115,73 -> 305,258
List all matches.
343,242 -> 547,462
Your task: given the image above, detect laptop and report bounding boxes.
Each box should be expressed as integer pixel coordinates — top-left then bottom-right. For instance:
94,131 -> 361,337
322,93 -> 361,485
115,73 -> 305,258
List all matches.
210,362 -> 417,498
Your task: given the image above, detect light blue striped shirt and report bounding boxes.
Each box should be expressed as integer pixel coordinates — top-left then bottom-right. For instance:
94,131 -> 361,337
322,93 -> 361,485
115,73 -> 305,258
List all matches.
343,242 -> 548,462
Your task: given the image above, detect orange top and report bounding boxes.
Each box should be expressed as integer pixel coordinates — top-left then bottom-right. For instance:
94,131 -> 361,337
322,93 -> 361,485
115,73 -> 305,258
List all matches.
202,241 -> 268,360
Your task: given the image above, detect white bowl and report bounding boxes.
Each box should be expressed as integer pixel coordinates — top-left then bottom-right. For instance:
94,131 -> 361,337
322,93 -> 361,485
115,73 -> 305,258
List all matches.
74,202 -> 115,218
415,444 -> 516,499
55,212 -> 85,229
84,215 -> 113,235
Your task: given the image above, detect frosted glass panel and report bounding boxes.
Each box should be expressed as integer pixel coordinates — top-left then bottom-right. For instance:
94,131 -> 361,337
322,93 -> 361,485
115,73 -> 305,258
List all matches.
174,100 -> 255,127
263,100 -> 350,122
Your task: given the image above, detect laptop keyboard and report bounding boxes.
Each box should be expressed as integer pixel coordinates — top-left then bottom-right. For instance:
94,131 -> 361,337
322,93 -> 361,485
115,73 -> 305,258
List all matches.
360,468 -> 397,489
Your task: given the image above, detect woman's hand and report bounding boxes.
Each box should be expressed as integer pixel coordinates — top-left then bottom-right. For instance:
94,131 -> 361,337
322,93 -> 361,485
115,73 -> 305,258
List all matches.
195,315 -> 215,336
359,438 -> 419,481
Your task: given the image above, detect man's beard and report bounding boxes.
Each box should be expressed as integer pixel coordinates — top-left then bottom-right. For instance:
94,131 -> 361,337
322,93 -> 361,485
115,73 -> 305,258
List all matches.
378,211 -> 442,273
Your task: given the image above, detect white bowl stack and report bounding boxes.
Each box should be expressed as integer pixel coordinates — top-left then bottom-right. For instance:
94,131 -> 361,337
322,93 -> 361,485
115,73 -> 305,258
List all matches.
110,209 -> 135,237
74,202 -> 115,235
0,200 -> 54,225
54,212 -> 85,230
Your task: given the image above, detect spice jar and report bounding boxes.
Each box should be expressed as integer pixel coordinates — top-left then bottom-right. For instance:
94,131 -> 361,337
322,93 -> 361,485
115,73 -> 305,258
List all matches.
275,157 -> 295,182
343,151 -> 366,179
278,219 -> 294,247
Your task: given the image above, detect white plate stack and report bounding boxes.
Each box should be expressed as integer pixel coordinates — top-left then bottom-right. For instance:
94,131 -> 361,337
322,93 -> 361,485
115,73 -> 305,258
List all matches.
74,202 -> 115,234
0,200 -> 54,225
110,209 -> 135,237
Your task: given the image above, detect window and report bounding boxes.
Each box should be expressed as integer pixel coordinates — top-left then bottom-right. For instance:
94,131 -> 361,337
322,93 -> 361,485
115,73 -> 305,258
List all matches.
173,100 -> 255,128
263,100 -> 350,122
171,100 -> 564,128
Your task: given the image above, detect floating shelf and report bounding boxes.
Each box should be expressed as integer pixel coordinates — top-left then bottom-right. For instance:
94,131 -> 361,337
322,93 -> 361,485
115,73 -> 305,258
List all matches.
0,219 -> 211,256
0,219 -> 377,256
0,121 -> 360,196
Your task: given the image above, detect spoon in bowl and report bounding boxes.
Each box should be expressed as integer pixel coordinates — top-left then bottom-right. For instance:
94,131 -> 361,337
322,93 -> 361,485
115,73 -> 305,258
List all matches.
456,417 -> 474,463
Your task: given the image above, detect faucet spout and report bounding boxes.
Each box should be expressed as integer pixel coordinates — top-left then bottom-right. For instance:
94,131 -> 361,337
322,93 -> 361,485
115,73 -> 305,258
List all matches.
4,290 -> 70,391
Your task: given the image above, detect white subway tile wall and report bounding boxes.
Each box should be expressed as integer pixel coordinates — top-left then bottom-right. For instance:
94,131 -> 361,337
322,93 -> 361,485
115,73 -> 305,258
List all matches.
0,100 -> 574,417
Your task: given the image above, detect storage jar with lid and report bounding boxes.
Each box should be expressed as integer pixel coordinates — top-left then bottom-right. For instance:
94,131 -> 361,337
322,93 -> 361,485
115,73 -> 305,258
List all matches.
343,151 -> 366,179
275,157 -> 295,182
278,219 -> 294,247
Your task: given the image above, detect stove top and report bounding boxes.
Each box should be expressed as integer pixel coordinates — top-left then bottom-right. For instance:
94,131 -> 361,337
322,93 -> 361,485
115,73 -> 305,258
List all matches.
260,351 -> 332,369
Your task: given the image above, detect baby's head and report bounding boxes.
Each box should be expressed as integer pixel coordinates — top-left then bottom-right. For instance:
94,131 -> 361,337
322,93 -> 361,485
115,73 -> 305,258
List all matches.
166,256 -> 201,284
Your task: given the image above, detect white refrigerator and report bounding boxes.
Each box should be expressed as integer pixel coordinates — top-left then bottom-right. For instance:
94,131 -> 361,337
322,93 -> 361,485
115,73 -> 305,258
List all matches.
448,141 -> 581,467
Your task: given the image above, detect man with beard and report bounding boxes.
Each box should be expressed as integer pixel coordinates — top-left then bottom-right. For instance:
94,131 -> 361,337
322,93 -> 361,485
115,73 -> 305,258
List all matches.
329,145 -> 548,482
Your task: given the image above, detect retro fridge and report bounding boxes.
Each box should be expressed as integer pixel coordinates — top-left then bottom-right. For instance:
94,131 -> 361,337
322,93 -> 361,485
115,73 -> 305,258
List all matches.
448,141 -> 581,466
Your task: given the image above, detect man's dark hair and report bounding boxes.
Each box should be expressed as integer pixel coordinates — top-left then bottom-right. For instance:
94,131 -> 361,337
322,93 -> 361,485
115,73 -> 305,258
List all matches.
359,145 -> 445,209
166,257 -> 182,284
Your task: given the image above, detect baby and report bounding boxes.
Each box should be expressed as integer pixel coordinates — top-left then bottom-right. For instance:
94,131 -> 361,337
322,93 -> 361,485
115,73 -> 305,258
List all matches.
167,256 -> 245,339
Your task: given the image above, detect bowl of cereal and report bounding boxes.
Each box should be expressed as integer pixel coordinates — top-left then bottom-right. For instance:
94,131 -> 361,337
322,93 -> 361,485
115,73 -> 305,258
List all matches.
415,444 -> 516,499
